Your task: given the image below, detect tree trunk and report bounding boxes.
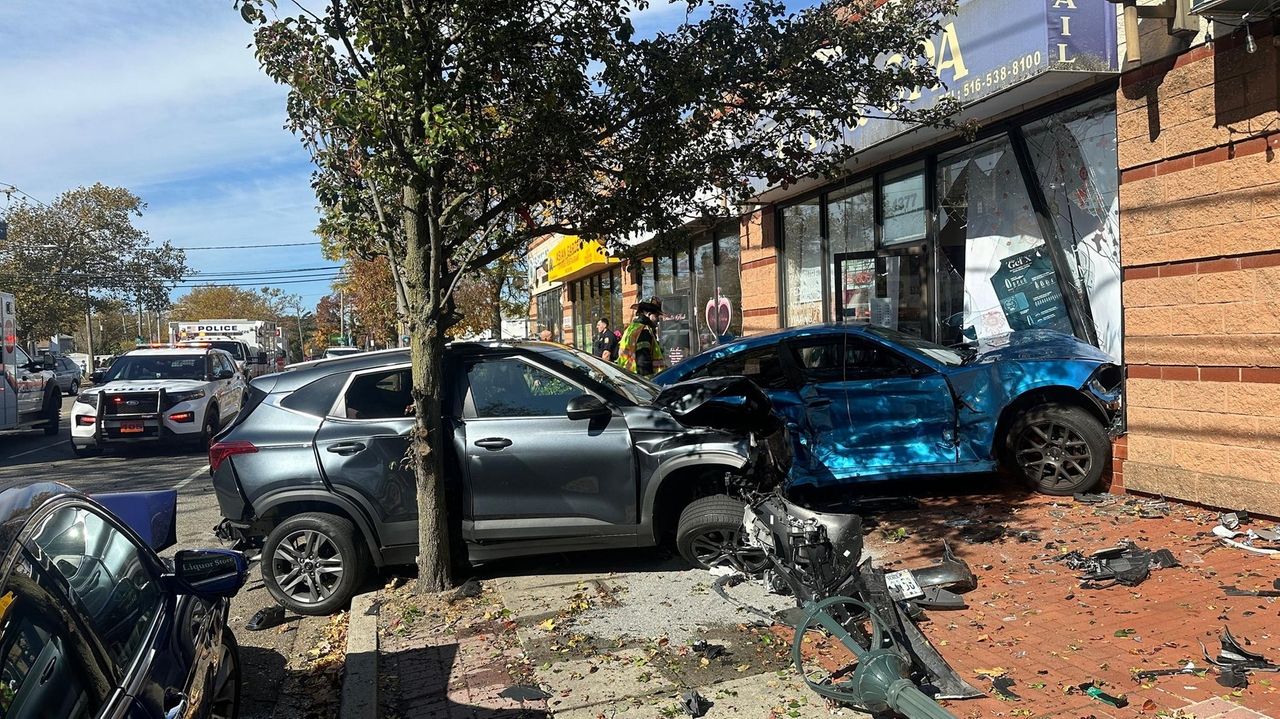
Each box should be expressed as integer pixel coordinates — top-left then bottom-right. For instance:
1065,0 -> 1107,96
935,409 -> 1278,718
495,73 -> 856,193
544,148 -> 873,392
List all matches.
490,275 -> 503,339
403,181 -> 453,593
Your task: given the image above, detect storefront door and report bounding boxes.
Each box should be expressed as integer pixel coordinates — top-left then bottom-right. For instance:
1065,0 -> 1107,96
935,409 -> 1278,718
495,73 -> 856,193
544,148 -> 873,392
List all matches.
833,247 -> 928,337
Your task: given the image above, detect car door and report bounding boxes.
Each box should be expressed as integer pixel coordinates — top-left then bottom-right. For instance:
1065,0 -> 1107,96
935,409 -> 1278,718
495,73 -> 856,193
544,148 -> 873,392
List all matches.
790,333 -> 956,480
4,498 -> 215,719
459,354 -> 636,541
12,348 -> 43,415
314,365 -> 418,548
214,354 -> 243,418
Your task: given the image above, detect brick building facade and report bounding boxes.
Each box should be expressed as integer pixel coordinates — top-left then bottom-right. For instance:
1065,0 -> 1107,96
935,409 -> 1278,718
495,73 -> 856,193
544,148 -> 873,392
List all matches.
1117,15 -> 1280,515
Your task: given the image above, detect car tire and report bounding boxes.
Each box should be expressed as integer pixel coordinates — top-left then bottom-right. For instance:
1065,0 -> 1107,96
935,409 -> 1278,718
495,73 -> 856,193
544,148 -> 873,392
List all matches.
199,410 -> 219,450
41,390 -> 60,436
67,380 -> 79,396
209,628 -> 241,719
675,494 -> 768,572
262,512 -> 367,616
1005,403 -> 1109,496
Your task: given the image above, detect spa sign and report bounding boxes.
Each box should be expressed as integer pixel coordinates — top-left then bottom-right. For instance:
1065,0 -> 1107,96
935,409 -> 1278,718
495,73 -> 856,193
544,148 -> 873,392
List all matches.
843,0 -> 1119,150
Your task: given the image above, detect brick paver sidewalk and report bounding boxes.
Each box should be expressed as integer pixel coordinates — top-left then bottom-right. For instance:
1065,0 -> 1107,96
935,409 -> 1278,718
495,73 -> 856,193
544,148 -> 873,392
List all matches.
373,487 -> 1279,719
847,488 -> 1280,718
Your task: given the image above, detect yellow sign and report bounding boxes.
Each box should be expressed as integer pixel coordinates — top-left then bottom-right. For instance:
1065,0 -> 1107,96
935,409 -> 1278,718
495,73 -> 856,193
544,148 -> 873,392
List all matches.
546,235 -> 618,283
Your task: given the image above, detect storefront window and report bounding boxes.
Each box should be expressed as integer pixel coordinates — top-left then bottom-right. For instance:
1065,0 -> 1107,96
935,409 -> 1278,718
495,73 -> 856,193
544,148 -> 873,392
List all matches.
936,134 -> 1072,345
656,254 -> 674,296
714,229 -> 743,342
782,198 -> 823,326
828,181 -> 875,321
881,164 -> 927,247
660,251 -> 694,364
534,289 -> 562,342
1023,98 -> 1121,361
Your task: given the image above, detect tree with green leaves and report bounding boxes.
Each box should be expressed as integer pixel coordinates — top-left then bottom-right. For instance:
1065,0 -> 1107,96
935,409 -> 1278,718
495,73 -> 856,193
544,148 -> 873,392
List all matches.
0,184 -> 187,355
240,0 -> 959,591
170,285 -> 299,323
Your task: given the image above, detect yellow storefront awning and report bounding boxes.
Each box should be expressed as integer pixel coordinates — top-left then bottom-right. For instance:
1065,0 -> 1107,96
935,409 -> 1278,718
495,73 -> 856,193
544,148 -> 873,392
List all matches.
546,235 -> 619,283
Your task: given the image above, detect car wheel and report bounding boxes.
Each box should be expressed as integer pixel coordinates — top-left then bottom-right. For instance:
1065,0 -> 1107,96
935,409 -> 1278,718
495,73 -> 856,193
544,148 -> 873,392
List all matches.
68,380 -> 79,396
200,411 -> 219,449
1006,403 -> 1108,495
208,628 -> 241,719
262,513 -> 367,616
675,495 -> 769,573
41,390 -> 60,436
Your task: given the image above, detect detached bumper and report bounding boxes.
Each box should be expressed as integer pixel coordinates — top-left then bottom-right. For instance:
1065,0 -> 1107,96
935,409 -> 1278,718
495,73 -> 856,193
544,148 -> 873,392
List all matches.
215,518 -> 259,551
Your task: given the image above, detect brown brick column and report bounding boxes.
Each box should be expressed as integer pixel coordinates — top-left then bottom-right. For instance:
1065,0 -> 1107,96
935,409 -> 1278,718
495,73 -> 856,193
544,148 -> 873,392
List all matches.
740,207 -> 780,336
1118,24 -> 1280,517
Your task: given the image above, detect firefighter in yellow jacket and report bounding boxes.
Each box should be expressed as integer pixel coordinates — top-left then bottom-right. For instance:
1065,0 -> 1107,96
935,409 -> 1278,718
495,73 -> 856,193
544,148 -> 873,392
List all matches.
617,296 -> 666,377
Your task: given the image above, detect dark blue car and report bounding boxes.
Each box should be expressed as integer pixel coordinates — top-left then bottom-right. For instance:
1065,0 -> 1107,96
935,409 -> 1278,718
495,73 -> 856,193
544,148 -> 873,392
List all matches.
0,482 -> 247,719
654,325 -> 1123,495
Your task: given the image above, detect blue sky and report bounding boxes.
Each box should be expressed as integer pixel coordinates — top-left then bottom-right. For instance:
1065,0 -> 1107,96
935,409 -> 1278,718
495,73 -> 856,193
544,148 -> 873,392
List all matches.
0,1 -> 758,310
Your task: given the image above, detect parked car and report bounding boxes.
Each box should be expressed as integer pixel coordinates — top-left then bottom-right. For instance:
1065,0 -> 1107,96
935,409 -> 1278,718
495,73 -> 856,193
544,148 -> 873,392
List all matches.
70,346 -> 247,457
46,354 -> 83,395
322,346 -> 362,359
654,325 -> 1123,496
211,341 -> 789,614
0,481 -> 247,719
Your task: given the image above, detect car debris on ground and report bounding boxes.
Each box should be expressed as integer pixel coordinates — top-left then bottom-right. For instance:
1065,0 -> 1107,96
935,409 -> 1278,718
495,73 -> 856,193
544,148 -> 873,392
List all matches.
1057,540 -> 1180,588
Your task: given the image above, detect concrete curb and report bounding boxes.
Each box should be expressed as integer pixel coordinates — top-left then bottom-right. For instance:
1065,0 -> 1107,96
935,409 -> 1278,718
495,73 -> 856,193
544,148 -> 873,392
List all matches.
340,591 -> 380,719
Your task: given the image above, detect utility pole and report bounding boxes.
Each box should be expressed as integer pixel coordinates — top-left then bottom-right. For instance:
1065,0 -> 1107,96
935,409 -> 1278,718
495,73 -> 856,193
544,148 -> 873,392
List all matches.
84,283 -> 94,375
340,290 -> 347,346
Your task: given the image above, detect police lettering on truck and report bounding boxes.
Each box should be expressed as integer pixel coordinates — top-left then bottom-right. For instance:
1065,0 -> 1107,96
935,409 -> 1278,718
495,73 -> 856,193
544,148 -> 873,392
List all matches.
169,319 -> 280,379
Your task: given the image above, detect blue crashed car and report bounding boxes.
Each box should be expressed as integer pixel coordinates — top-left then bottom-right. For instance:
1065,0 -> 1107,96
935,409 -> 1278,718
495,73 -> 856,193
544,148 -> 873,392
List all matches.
654,325 -> 1123,495
0,482 -> 248,719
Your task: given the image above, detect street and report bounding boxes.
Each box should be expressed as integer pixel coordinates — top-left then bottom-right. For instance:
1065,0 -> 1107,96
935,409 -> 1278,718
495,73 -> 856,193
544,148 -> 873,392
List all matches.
0,398 -> 319,719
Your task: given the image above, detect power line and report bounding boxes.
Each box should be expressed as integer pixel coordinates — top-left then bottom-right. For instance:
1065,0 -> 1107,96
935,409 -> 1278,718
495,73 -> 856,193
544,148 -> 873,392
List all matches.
177,241 -> 324,250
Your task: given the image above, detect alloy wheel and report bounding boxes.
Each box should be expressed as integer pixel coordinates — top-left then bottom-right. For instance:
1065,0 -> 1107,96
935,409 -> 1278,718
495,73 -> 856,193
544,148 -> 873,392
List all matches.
1015,420 -> 1093,490
272,530 -> 345,605
687,528 -> 769,573
208,639 -> 240,719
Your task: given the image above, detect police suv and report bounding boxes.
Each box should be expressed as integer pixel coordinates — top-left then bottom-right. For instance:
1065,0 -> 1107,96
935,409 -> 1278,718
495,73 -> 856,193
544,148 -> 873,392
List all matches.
70,345 -> 246,457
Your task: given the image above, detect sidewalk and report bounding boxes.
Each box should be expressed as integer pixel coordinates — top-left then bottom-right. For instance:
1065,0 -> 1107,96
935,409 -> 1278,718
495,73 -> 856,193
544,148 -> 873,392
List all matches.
374,487 -> 1280,719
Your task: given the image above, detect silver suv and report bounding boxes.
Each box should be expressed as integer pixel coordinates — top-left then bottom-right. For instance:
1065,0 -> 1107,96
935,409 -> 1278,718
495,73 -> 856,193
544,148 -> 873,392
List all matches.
211,341 -> 788,615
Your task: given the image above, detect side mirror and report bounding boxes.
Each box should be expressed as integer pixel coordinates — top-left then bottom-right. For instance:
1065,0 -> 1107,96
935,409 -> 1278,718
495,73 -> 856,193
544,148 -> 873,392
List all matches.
215,369 -> 235,380
170,548 -> 248,599
566,394 -> 611,421
90,370 -> 105,384
257,352 -> 267,364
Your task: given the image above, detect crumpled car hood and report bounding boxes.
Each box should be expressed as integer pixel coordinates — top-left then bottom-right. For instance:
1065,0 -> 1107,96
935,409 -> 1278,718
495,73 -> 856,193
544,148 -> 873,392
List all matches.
651,376 -> 778,433
967,330 -> 1112,365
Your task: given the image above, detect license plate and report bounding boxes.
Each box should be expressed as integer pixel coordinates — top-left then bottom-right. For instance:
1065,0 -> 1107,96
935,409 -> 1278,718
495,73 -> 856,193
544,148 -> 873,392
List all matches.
119,421 -> 144,434
884,570 -> 924,600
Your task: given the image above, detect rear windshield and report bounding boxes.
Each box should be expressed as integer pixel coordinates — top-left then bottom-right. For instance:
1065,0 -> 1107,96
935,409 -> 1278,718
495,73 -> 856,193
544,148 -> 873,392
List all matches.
203,341 -> 246,360
104,356 -> 205,382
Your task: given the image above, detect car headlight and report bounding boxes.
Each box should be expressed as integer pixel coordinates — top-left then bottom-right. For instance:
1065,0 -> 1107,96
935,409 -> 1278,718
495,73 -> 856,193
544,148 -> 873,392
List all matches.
77,392 -> 98,408
168,390 -> 206,404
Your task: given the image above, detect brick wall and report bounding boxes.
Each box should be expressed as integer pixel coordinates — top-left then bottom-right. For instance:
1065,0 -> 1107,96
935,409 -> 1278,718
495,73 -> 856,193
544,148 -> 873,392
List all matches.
1118,21 -> 1280,517
739,207 -> 780,336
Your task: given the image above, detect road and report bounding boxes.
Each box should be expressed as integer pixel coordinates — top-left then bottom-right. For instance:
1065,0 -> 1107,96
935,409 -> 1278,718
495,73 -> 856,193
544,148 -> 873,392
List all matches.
0,396 -> 314,719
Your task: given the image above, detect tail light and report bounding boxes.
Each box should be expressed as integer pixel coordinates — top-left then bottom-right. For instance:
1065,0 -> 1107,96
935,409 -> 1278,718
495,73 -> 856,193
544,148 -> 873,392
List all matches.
209,440 -> 257,472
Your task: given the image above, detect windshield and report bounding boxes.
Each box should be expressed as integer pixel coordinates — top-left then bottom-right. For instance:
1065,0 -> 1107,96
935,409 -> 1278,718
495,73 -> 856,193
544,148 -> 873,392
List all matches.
539,347 -> 657,405
104,355 -> 206,382
862,325 -> 965,366
180,341 -> 244,360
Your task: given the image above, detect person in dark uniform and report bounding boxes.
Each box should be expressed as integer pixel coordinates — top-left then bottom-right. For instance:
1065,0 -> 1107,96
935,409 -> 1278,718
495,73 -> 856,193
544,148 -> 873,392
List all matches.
593,318 -> 619,361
